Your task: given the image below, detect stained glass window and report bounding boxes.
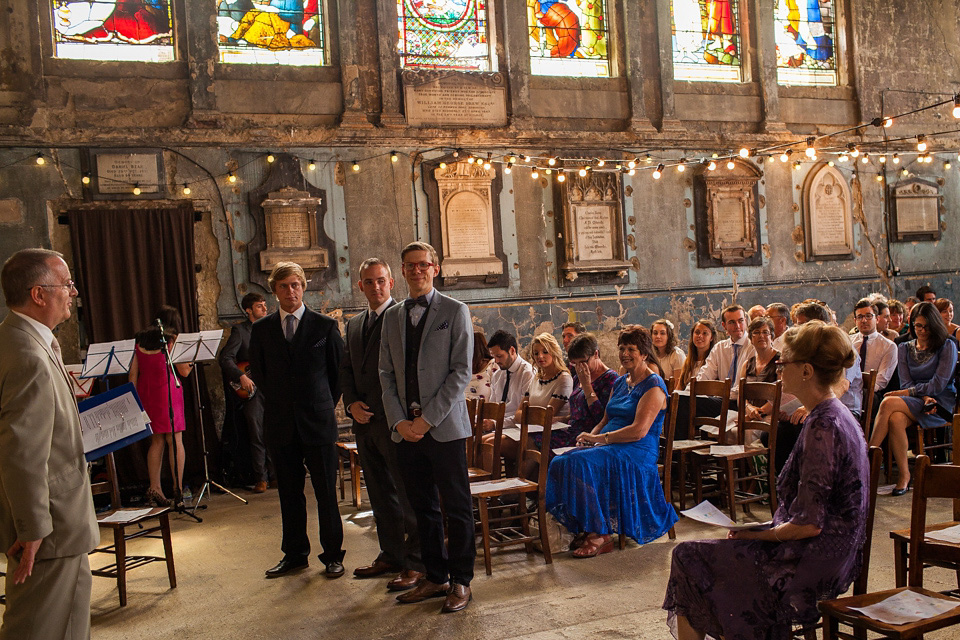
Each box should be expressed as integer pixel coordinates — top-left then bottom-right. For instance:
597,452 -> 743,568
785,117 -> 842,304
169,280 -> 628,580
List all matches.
218,1 -> 325,66
528,1 -> 612,78
397,0 -> 494,71
775,0 -> 838,86
52,1 -> 175,62
670,0 -> 742,83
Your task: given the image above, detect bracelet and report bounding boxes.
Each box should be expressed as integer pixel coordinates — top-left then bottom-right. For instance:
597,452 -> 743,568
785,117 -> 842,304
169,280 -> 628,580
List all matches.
773,526 -> 783,542
603,433 -> 609,445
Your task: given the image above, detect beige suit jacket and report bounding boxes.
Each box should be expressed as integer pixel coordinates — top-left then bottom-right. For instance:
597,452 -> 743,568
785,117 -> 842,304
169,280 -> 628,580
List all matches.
0,312 -> 98,560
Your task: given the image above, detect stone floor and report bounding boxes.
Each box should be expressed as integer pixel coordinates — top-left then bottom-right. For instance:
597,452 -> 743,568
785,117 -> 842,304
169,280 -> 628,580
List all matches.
79,481 -> 960,640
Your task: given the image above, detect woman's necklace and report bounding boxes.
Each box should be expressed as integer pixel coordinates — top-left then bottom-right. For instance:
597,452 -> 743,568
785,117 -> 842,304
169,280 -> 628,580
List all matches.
626,367 -> 650,391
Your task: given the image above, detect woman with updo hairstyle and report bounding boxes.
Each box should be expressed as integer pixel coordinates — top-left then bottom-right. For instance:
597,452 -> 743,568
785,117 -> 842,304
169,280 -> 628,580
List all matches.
664,321 -> 869,640
651,319 -> 686,384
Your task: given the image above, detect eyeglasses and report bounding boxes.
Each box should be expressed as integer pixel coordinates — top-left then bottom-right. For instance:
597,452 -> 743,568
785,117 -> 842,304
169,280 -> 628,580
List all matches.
751,330 -> 772,337
913,322 -> 930,332
855,313 -> 875,320
35,281 -> 76,292
775,360 -> 803,371
402,261 -> 436,272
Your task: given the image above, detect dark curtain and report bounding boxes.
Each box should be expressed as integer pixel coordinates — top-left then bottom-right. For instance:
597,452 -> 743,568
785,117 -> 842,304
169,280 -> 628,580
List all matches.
69,205 -> 219,492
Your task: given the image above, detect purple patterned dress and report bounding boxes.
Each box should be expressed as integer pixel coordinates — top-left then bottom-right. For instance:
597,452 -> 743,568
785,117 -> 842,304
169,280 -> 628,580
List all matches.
663,397 -> 868,639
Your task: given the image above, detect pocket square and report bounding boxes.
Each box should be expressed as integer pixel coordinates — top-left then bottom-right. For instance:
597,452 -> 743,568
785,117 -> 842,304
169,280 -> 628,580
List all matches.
435,321 -> 449,331
313,338 -> 327,348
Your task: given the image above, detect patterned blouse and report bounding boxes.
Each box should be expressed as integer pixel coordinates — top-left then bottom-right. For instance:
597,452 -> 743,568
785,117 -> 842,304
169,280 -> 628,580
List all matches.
465,358 -> 496,400
542,368 -> 619,449
524,370 -> 574,421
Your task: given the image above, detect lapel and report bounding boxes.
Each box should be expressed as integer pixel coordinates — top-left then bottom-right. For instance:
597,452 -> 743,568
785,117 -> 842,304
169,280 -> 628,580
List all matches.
267,312 -> 292,363
417,292 -> 442,355
349,311 -> 367,366
362,300 -> 394,363
6,313 -> 73,395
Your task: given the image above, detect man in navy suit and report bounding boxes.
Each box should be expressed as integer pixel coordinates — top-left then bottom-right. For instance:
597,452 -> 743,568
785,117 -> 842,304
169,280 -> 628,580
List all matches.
380,242 -> 475,613
249,261 -> 346,578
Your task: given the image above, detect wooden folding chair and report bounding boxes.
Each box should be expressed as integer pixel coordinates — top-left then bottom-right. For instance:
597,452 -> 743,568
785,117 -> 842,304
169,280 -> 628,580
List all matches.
693,378 -> 782,522
889,417 -> 960,590
470,402 -> 554,575
470,400 -> 506,482
819,456 -> 960,639
861,369 -> 878,437
671,378 -> 731,510
89,453 -> 176,607
336,441 -> 363,508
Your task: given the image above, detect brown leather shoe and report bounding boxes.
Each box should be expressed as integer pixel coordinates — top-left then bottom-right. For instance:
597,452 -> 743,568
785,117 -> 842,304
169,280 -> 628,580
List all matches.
252,481 -> 268,494
441,583 -> 472,613
396,579 -> 449,604
353,558 -> 400,578
387,569 -> 424,591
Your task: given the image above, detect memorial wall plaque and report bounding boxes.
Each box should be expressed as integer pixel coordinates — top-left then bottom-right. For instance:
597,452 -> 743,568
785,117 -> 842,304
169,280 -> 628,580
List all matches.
890,178 -> 942,242
259,186 -> 328,272
402,70 -> 507,128
694,159 -> 763,268
82,148 -> 166,200
803,164 -> 854,260
433,161 -> 503,282
556,169 -> 630,285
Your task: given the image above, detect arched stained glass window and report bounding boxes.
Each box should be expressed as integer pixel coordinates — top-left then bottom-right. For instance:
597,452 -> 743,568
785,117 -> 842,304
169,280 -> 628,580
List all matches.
528,1 -> 612,78
217,1 -> 325,66
52,1 -> 175,62
670,0 -> 742,83
775,0 -> 838,86
397,0 -> 494,71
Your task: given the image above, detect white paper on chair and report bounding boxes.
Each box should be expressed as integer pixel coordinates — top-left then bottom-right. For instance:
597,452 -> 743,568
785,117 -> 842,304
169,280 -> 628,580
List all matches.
849,590 -> 960,625
98,508 -> 154,523
925,524 -> 960,544
680,500 -> 773,531
469,478 -> 530,494
710,444 -> 745,455
553,446 -> 576,456
501,427 -> 522,441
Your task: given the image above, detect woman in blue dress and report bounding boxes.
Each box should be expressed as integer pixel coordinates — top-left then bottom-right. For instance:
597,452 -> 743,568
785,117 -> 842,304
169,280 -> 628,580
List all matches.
869,301 -> 957,494
546,326 -> 678,558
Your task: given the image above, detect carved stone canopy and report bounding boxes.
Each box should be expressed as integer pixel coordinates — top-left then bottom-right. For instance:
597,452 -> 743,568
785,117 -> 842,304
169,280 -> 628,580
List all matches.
259,186 -> 328,273
433,160 -> 502,281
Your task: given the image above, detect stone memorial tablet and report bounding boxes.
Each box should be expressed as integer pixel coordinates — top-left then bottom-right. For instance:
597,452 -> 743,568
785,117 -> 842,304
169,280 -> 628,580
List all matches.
574,204 -> 614,262
803,164 -> 854,260
891,179 -> 941,241
695,159 -> 762,267
403,70 -> 507,127
434,162 -> 502,279
84,149 -> 166,199
557,171 -> 630,283
259,186 -> 328,271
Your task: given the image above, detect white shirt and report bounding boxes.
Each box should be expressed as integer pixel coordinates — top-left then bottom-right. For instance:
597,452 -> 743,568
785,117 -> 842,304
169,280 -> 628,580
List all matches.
772,333 -> 786,352
367,297 -> 394,327
406,289 -> 436,326
278,303 -> 306,337
850,331 -> 898,391
489,355 -> 535,427
12,310 -> 55,348
697,334 -> 755,397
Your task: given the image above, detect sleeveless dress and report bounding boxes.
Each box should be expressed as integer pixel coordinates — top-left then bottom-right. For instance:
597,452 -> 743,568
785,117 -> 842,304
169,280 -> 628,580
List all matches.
135,347 -> 186,434
545,373 -> 678,544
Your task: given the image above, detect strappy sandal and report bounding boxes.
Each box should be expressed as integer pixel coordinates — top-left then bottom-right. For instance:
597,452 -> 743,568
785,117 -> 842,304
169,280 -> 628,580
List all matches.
569,532 -> 589,551
572,535 -> 613,558
146,488 -> 170,507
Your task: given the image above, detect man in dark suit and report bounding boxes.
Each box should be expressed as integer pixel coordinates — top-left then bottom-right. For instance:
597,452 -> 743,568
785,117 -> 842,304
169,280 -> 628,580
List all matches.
340,258 -> 423,589
249,261 -> 346,578
380,241 -> 475,613
0,249 -> 99,639
219,292 -> 272,493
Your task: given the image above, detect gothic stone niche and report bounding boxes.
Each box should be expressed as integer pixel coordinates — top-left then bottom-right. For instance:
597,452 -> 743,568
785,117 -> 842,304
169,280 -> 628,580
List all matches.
402,70 -> 507,128
423,157 -> 508,290
890,178 -> 942,242
694,159 -> 763,268
802,163 -> 854,261
246,154 -> 335,293
555,170 -> 630,286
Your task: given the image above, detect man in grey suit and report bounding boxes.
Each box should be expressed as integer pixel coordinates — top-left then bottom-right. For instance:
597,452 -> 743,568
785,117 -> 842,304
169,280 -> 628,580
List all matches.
380,241 -> 475,613
340,258 -> 422,589
0,248 -> 99,639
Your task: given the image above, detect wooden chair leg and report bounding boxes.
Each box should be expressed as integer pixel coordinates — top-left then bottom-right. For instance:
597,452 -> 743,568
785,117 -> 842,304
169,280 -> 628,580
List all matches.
821,614 -> 839,640
618,533 -> 625,550
478,499 -> 493,576
725,459 -> 737,523
518,494 -> 534,554
667,526 -> 676,540
693,455 -> 704,505
350,452 -> 361,509
160,513 -> 177,589
677,452 -> 688,510
768,456 -> 777,518
894,538 -> 908,587
537,500 -> 552,565
114,527 -> 127,607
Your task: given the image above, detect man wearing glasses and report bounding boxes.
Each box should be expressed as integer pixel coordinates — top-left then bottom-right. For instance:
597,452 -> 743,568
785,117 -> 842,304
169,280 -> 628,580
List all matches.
379,241 -> 475,613
0,248 -> 98,639
851,298 -> 898,411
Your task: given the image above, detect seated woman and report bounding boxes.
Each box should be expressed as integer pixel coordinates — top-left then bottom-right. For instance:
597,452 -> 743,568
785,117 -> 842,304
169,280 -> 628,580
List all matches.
869,301 -> 957,494
652,318 -> 686,387
465,330 -> 496,400
889,299 -> 908,336
934,298 -> 960,341
546,327 -> 678,558
738,316 -> 781,422
663,321 -> 869,640
676,319 -> 717,390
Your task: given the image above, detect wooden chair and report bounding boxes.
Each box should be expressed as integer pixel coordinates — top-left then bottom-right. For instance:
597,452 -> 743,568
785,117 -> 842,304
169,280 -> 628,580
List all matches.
469,400 -> 506,481
889,416 -> 960,590
89,453 -> 176,607
657,391 -> 680,541
693,378 -> 782,522
819,455 -> 960,639
470,402 -> 554,575
670,378 -> 731,510
861,368 -> 879,437
336,441 -> 362,508
465,397 -> 482,464
887,385 -> 959,485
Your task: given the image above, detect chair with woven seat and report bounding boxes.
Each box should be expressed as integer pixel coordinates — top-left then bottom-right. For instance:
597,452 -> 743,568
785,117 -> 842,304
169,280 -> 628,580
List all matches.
89,452 -> 176,607
670,378 -> 731,510
470,402 -> 554,575
819,455 -> 960,639
469,400 -> 506,482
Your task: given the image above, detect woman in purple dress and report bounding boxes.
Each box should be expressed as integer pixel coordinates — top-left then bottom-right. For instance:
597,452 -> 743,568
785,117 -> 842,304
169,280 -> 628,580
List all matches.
663,321 -> 869,640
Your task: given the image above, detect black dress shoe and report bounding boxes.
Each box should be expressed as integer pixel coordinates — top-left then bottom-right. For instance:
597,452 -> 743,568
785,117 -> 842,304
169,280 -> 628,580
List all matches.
325,561 -> 345,578
891,487 -> 909,496
265,556 -> 308,578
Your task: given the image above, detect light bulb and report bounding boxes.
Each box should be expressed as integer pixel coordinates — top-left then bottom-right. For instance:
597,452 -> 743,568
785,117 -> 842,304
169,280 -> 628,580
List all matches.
849,145 -> 860,158
917,136 -> 927,152
452,149 -> 460,158
548,157 -> 557,166
883,117 -> 893,128
707,161 -> 717,171
228,172 -> 237,183
133,184 -> 141,196
861,154 -> 869,164
901,168 -> 909,176
483,161 -> 491,170
879,155 -> 887,164
779,151 -> 791,163
508,154 -> 517,164
308,160 -> 316,171
627,168 -> 636,176
805,138 -> 817,157
953,95 -> 960,118
578,168 -> 587,177
596,159 -> 605,167
391,151 -> 398,163
467,155 -> 475,164
945,161 -> 952,170
522,155 -> 531,162
652,164 -> 664,179
438,161 -> 446,169
828,161 -> 835,167
266,153 -> 275,163
352,161 -> 360,172
627,159 -> 636,169
793,161 -> 802,171
81,174 -> 91,185
677,162 -> 686,173
182,184 -> 191,195
531,169 -> 539,179
504,163 -> 513,174
739,147 -> 750,158
839,153 -> 849,163
875,174 -> 884,182
35,154 -> 45,165
545,168 -> 552,175
892,154 -> 900,164
645,155 -> 653,164
556,170 -> 566,183
726,160 -> 735,170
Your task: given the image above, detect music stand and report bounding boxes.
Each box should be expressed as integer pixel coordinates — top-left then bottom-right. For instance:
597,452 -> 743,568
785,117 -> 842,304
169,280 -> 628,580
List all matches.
80,339 -> 136,380
172,330 -> 248,512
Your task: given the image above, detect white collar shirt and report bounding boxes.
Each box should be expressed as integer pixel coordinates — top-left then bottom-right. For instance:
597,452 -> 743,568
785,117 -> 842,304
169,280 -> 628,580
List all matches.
696,334 -> 755,397
490,355 -> 535,427
851,331 -> 898,391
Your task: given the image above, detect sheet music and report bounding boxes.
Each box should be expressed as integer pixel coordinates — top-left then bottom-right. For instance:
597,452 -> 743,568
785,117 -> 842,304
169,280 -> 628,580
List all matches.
680,500 -> 773,531
710,444 -> 746,455
553,447 -> 576,455
99,508 -> 154,524
469,478 -> 531,495
79,390 -> 150,454
925,524 -> 960,544
849,590 -> 960,625
170,330 -> 224,364
81,339 -> 136,378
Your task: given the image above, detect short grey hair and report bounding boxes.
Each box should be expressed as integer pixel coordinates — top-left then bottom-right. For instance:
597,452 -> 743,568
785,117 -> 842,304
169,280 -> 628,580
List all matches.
358,257 -> 392,279
1,248 -> 63,307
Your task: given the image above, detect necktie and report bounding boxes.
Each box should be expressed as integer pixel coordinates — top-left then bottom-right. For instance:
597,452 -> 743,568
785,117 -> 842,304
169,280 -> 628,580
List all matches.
727,342 -> 741,382
500,369 -> 511,403
284,314 -> 296,342
50,337 -> 70,387
859,334 -> 868,372
366,311 -> 377,332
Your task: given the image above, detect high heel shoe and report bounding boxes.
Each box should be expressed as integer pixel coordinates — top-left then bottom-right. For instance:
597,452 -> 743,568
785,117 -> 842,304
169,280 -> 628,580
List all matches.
572,535 -> 614,558
146,488 -> 171,507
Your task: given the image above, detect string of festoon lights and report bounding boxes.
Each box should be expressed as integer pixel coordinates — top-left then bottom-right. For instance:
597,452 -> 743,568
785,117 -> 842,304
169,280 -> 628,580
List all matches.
4,92 -> 958,194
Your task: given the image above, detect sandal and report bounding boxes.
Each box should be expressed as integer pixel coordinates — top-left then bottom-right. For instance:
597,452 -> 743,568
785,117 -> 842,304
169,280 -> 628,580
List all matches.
569,532 -> 589,551
146,488 -> 170,507
572,535 -> 613,558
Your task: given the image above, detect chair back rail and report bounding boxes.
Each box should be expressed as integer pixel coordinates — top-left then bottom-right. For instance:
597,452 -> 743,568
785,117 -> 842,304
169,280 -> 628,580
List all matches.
518,402 -> 554,487
480,401 -> 507,479
466,397 -> 483,467
860,369 -> 878,436
689,377 -> 732,444
907,456 -> 960,587
854,446 -> 883,596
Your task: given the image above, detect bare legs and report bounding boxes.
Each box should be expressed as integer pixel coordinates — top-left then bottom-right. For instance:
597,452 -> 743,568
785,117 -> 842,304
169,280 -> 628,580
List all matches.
676,615 -> 706,640
869,396 -> 917,489
147,431 -> 186,499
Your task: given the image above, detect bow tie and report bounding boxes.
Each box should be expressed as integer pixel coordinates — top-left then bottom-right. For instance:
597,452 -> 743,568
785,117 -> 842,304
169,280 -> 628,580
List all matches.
404,296 -> 428,309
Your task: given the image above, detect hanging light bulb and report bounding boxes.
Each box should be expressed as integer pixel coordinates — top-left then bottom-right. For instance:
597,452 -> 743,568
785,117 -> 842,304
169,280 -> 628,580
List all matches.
707,160 -> 717,171
828,160 -> 836,167
945,160 -> 952,170
916,135 -> 927,152
133,183 -> 141,196
182,183 -> 191,195
548,156 -> 557,166
228,172 -> 237,183
892,153 -> 900,165
81,173 -> 91,185
712,152 -> 719,158
507,153 -> 517,164
556,169 -> 566,183
596,159 -> 605,167
545,168 -> 552,175
391,151 -> 399,163
875,173 -> 884,182
615,164 -> 622,171
35,153 -> 45,165
780,150 -> 791,163
645,154 -> 653,164
953,94 -> 960,118
652,164 -> 664,179
504,162 -> 513,174
452,148 -> 461,158
805,138 -> 817,158
266,153 -> 275,163
677,159 -> 687,172
627,168 -> 636,176
861,153 -> 870,164
901,167 -> 909,176
483,153 -> 492,170
726,159 -> 735,170
308,159 -> 316,171
522,154 -> 531,162
793,161 -> 802,171
531,169 -> 540,180
879,155 -> 887,164
739,147 -> 750,158
839,152 -> 849,163
627,159 -> 637,169
849,144 -> 860,158
578,167 -> 588,177
883,117 -> 893,128
352,160 -> 360,172
466,155 -> 475,164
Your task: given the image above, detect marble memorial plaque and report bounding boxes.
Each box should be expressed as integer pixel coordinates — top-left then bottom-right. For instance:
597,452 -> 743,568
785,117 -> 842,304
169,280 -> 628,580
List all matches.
698,159 -> 762,266
403,70 -> 507,128
803,164 -> 854,259
95,152 -> 162,195
893,180 -> 941,240
558,171 -> 630,281
259,187 -> 328,271
573,204 -> 615,262
435,162 -> 502,278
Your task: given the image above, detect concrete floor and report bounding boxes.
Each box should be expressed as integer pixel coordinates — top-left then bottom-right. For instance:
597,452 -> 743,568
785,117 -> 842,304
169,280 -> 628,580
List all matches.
84,484 -> 958,640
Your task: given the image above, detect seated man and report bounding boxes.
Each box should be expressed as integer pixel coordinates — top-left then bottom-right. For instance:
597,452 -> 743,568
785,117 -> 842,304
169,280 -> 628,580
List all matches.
851,298 -> 898,419
484,330 -> 535,429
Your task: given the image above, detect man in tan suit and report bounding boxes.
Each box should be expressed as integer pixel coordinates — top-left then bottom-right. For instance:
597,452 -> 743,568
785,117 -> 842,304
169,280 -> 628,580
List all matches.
0,248 -> 99,640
